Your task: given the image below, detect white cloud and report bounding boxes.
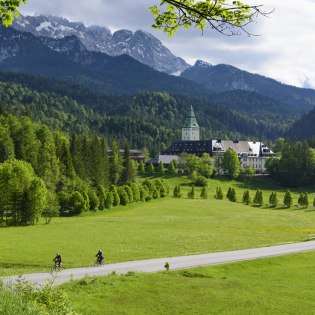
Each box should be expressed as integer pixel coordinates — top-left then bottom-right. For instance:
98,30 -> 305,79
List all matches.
20,0 -> 315,88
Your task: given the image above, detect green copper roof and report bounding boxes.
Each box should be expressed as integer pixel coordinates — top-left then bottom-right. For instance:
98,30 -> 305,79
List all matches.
183,105 -> 199,128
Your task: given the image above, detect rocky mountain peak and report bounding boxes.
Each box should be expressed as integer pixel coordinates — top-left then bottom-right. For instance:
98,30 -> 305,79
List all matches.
194,59 -> 212,68
12,15 -> 190,75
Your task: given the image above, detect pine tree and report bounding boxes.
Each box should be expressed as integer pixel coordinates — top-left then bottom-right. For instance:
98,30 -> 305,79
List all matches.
269,192 -> 274,206
100,137 -> 110,187
188,185 -> 195,199
104,192 -> 113,209
118,187 -> 129,206
298,193 -> 304,207
229,188 -> 237,202
96,185 -> 106,210
155,179 -> 167,197
147,163 -> 155,175
242,190 -> 251,205
284,190 -> 293,208
138,160 -> 145,173
168,160 -> 175,174
131,183 -> 140,202
109,140 -> 123,185
217,187 -> 224,200
253,189 -> 262,206
88,191 -> 100,211
124,185 -> 134,203
269,192 -> 278,207
226,187 -> 232,200
121,144 -> 136,185
109,185 -> 120,206
200,186 -> 208,199
158,161 -> 165,174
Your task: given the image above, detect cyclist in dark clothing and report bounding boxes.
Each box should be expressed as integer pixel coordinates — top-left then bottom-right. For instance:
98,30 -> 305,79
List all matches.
95,250 -> 104,264
53,253 -> 62,268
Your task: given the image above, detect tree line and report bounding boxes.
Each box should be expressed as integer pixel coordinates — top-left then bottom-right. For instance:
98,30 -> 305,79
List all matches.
0,114 -> 170,226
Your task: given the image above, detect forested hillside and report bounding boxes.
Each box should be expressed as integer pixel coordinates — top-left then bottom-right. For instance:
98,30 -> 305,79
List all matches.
0,73 -> 293,151
286,107 -> 315,140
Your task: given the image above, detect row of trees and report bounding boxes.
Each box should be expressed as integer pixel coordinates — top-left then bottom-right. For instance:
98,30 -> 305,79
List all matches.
211,184 -> 315,208
0,115 -> 161,226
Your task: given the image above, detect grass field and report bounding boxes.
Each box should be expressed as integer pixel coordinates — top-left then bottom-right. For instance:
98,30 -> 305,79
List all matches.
61,251 -> 315,315
1,176 -> 315,277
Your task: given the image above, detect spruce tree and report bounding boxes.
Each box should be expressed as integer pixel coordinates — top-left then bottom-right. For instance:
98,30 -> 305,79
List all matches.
168,160 -> 175,174
109,185 -> 120,206
118,187 -> 129,206
188,185 -> 195,199
158,161 -> 165,174
226,187 -> 232,200
104,192 -> 113,209
97,185 -> 106,210
253,190 -> 263,206
109,140 -> 123,185
217,187 -> 224,200
200,186 -> 208,199
138,160 -> 145,173
284,190 -> 293,208
147,163 -> 155,175
229,188 -> 237,202
131,183 -> 140,202
269,192 -> 274,206
245,190 -> 251,205
242,190 -> 251,205
121,144 -> 136,185
298,193 -> 304,207
124,185 -> 134,203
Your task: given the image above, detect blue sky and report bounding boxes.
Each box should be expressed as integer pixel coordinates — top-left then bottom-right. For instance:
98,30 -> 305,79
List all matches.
20,0 -> 315,89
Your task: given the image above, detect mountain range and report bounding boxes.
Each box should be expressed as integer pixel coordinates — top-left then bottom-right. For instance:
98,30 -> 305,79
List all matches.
12,15 -> 189,75
0,26 -> 207,96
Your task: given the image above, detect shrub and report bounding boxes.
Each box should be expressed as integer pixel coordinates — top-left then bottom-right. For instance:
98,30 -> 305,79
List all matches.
192,175 -> 208,187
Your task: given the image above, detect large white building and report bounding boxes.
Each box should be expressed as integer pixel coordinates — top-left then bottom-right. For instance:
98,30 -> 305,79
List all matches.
152,106 -> 275,173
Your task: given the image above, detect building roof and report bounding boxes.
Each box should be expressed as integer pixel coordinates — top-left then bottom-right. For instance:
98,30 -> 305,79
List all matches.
183,105 -> 199,128
163,140 -> 212,156
147,155 -> 179,165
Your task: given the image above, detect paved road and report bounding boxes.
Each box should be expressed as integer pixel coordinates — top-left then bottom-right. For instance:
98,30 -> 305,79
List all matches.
3,241 -> 315,287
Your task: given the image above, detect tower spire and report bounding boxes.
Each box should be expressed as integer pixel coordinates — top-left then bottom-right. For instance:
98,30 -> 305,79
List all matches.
182,106 -> 200,141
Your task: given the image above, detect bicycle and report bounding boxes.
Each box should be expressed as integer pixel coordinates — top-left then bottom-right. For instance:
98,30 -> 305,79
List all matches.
94,258 -> 105,267
51,263 -> 63,272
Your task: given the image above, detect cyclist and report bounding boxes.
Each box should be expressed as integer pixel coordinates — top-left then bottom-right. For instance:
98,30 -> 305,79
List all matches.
53,253 -> 62,268
95,250 -> 104,265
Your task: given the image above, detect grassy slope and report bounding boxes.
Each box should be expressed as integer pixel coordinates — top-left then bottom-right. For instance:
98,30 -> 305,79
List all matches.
62,251 -> 315,315
1,176 -> 315,277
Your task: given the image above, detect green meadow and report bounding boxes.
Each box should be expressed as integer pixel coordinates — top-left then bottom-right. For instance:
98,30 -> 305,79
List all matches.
61,251 -> 315,315
1,176 -> 315,277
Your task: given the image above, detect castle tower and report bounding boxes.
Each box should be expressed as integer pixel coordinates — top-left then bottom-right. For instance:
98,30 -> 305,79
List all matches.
182,106 -> 200,141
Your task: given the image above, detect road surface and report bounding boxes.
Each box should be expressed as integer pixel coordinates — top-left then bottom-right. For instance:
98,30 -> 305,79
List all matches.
2,240 -> 315,287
